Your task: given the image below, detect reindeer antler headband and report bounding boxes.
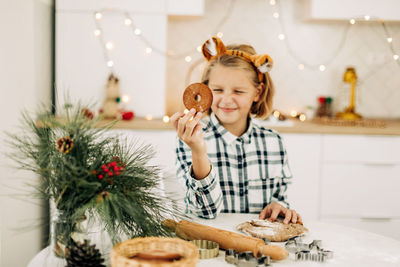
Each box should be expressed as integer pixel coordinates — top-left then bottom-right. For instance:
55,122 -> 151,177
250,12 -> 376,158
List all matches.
201,36 -> 273,83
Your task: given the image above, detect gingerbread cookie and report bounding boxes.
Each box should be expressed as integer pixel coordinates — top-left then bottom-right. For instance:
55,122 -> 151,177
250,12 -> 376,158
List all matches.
183,83 -> 213,113
237,218 -> 308,242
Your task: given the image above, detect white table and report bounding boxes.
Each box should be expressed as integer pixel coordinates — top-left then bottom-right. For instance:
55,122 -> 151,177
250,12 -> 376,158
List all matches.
28,213 -> 400,267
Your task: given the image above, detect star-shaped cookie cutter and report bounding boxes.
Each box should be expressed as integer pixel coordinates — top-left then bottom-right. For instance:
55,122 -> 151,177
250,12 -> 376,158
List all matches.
285,236 -> 333,262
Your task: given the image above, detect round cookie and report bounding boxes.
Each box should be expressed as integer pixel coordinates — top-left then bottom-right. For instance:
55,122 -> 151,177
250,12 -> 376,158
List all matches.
183,83 -> 213,113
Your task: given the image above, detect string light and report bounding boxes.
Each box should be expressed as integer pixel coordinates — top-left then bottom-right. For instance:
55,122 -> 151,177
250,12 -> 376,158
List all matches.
273,12 -> 279,18
95,12 -> 103,20
124,18 -> 132,25
145,114 -> 153,120
290,110 -> 298,117
269,0 -> 276,6
394,55 -> 399,60
278,34 -> 285,40
105,41 -> 114,50
319,65 -> 326,71
163,115 -> 170,123
364,15 -> 371,21
94,29 -> 101,36
349,19 -> 356,24
299,114 -> 306,121
185,56 -> 192,62
298,64 -> 305,70
91,1 -> 236,70
121,95 -> 130,103
145,47 -> 152,54
387,37 -> 393,43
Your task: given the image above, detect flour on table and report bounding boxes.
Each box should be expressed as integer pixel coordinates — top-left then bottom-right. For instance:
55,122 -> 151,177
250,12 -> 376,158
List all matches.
236,218 -> 308,242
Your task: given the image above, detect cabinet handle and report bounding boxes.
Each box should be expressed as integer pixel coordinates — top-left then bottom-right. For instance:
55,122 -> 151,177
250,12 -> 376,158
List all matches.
360,217 -> 393,222
362,162 -> 396,167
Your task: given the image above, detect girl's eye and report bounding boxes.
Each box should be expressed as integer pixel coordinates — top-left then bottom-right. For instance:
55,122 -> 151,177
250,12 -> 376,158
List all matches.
234,90 -> 245,94
212,89 -> 223,93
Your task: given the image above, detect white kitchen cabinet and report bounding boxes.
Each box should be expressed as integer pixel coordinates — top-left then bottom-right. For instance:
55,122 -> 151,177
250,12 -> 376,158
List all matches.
320,134 -> 400,240
306,0 -> 400,21
281,134 -> 322,221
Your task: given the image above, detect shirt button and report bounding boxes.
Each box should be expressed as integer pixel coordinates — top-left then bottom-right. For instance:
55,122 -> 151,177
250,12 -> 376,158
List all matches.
239,189 -> 244,196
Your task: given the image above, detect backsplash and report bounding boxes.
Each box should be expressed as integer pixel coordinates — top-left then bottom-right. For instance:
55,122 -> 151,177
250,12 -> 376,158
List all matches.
166,0 -> 400,118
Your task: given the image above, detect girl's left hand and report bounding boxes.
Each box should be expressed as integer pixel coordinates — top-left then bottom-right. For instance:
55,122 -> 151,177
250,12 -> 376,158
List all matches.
259,202 -> 303,224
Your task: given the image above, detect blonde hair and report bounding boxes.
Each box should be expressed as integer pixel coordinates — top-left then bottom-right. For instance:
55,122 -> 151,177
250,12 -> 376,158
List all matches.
201,44 -> 275,119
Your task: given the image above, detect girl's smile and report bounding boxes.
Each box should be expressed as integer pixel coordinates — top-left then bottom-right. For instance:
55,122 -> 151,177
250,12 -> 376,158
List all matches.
208,65 -> 261,136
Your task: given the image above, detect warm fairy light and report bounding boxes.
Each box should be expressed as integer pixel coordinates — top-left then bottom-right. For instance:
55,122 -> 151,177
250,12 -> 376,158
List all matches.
167,50 -> 175,56
298,64 -> 305,70
364,15 -> 370,21
273,12 -> 280,18
394,55 -> 399,60
217,32 -> 224,38
95,12 -> 103,20
270,0 -> 276,6
290,110 -> 298,117
107,60 -> 114,67
134,28 -> 141,35
185,56 -> 192,62
121,95 -> 130,103
350,19 -> 356,25
319,65 -> 326,71
183,109 -> 189,115
299,113 -> 306,121
273,110 -> 280,118
145,47 -> 152,54
105,41 -> 114,50
94,29 -> 101,36
163,115 -> 170,123
387,37 -> 393,43
278,34 -> 285,40
197,46 -> 202,52
124,18 -> 132,25
145,114 -> 153,120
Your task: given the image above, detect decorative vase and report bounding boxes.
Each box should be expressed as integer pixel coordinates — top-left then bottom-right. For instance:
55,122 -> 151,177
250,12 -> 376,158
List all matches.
50,208 -> 69,258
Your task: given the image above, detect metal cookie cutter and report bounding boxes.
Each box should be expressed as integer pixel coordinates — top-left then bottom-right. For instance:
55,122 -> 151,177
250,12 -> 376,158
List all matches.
285,238 -> 333,262
190,240 -> 219,259
224,249 -> 271,267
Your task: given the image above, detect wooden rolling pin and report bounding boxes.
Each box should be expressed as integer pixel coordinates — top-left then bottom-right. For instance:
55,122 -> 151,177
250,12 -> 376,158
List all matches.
164,219 -> 288,261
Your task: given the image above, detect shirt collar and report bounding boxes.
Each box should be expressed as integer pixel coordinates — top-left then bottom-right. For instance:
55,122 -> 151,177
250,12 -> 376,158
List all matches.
209,113 -> 253,145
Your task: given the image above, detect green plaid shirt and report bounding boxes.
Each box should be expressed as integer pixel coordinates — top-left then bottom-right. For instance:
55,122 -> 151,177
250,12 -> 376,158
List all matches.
175,113 -> 292,219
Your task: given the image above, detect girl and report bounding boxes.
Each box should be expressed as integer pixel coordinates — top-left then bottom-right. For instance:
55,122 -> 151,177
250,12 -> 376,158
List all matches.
170,37 -> 301,224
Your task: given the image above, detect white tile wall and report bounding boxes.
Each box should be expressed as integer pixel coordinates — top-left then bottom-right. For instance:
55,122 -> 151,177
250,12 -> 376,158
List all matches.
166,0 -> 400,118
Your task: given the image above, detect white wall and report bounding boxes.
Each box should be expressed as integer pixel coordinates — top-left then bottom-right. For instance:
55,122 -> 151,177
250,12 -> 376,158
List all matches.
0,0 -> 52,266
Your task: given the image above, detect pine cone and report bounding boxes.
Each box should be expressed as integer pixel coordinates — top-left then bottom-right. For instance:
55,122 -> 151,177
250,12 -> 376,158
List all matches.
66,239 -> 105,267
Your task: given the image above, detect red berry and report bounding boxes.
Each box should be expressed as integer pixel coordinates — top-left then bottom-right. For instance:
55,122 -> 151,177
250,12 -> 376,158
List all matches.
115,171 -> 120,176
102,165 -> 107,169
98,174 -> 104,179
107,163 -> 112,167
111,162 -> 117,167
113,166 -> 118,171
104,168 -> 109,172
107,171 -> 113,176
93,170 -> 97,174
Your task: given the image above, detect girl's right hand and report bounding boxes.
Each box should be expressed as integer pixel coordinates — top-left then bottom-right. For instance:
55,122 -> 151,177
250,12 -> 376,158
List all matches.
170,108 -> 206,153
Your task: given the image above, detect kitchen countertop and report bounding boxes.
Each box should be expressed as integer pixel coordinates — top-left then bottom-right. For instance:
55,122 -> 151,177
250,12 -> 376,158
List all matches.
28,213 -> 400,267
97,117 -> 400,136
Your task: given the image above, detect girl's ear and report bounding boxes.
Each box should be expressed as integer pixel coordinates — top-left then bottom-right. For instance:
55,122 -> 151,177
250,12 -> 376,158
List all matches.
254,83 -> 264,102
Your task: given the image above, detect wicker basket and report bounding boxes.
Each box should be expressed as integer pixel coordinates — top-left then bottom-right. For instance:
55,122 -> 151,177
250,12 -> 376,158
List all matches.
111,237 -> 199,267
